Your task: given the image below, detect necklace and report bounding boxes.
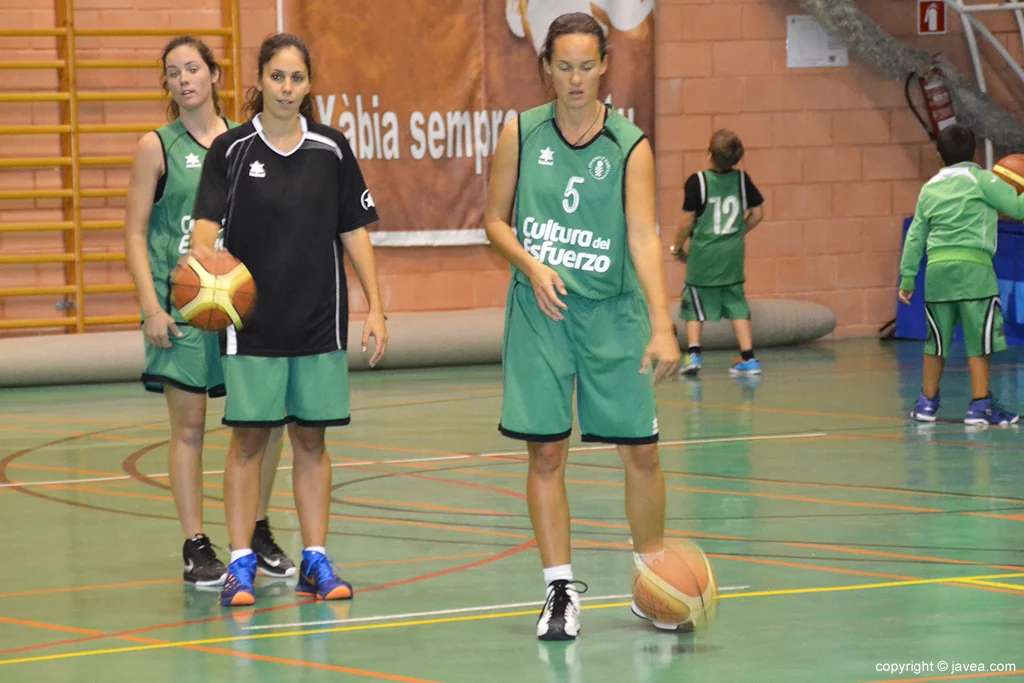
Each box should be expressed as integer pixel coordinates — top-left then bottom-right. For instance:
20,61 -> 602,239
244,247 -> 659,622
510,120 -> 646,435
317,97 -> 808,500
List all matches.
561,104 -> 604,147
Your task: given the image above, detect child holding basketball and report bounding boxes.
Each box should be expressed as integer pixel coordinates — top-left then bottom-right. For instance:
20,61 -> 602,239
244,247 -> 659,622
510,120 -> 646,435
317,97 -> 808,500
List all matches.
900,124 -> 1024,425
124,36 -> 294,587
191,34 -> 387,607
671,129 -> 764,376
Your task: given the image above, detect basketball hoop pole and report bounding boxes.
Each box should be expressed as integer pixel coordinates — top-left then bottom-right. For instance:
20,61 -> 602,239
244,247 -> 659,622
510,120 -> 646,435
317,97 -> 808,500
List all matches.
944,0 -> 1024,168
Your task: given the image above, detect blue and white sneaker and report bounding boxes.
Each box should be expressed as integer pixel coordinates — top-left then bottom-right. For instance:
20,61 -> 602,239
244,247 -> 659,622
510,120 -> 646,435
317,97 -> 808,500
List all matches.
964,394 -> 1019,426
910,391 -> 940,422
296,550 -> 354,601
219,552 -> 257,606
729,358 -> 761,375
680,353 -> 702,376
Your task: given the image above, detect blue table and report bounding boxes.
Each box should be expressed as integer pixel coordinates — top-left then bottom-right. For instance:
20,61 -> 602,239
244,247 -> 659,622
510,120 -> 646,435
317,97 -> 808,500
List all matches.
894,218 -> 1024,346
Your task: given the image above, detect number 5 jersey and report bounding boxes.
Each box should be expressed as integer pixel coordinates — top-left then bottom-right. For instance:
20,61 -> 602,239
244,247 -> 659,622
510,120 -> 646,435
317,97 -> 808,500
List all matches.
513,102 -> 646,301
683,169 -> 764,287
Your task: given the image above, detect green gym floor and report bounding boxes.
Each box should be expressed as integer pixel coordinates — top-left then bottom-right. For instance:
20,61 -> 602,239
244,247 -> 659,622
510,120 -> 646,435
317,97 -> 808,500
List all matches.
0,338 -> 1022,683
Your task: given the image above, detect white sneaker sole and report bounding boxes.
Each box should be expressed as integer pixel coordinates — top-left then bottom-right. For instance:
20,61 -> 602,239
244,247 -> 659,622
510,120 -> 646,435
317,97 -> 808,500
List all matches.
964,417 -> 1018,426
631,601 -> 684,632
911,412 -> 937,422
188,572 -> 227,587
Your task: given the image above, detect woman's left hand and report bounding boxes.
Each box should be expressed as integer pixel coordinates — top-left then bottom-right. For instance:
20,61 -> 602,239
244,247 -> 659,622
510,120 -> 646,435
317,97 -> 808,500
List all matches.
362,309 -> 388,367
641,328 -> 681,383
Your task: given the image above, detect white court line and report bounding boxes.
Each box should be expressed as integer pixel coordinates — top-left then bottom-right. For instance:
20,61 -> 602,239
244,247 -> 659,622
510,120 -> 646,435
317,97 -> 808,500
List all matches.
243,586 -> 752,632
480,431 -> 828,458
0,432 -> 826,489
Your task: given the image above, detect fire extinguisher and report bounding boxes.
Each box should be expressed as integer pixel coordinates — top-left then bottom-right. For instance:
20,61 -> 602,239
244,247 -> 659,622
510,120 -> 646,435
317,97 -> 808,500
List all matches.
906,57 -> 958,140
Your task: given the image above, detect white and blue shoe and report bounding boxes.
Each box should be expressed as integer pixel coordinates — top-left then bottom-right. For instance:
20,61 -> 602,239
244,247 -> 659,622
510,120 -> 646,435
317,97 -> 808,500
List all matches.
680,353 -> 702,376
964,393 -> 1019,426
729,358 -> 761,375
910,391 -> 939,422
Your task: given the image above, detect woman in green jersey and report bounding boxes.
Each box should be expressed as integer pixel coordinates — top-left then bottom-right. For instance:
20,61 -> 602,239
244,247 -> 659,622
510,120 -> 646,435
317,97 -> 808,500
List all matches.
124,36 -> 294,587
484,13 -> 680,641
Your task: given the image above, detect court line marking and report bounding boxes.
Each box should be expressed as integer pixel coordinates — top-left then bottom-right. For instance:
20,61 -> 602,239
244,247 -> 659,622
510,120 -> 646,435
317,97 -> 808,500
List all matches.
956,578 -> 1024,592
0,554 -> 494,600
0,431 -> 827,489
2,571 -> 1022,667
240,585 -> 754,632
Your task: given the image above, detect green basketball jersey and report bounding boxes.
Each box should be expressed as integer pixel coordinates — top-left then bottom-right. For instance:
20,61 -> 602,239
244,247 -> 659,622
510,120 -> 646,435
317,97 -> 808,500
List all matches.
686,170 -> 749,287
512,102 -> 646,301
147,118 -> 235,321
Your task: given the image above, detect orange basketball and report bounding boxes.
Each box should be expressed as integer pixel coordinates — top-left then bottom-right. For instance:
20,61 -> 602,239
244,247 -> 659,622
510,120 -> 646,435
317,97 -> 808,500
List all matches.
171,251 -> 256,331
993,154 -> 1024,194
632,537 -> 718,631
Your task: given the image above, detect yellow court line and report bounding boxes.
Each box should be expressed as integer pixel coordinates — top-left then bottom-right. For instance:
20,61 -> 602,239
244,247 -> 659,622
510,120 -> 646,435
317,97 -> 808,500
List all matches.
955,578 -> 1024,592
715,572 -> 1024,600
3,571 -> 1024,667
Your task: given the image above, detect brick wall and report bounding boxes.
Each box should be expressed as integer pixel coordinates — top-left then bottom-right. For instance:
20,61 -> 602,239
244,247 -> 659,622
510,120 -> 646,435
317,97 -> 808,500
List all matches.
2,0 -> 1023,335
657,0 -> 1024,337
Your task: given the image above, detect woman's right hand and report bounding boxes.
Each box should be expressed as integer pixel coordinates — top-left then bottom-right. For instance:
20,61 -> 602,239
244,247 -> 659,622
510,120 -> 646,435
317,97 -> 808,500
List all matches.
144,309 -> 182,349
527,263 -> 569,321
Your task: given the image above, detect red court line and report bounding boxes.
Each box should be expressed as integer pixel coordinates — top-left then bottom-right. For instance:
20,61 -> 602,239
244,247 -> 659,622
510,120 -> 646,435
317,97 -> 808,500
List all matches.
0,616 -> 103,636
172,646 -> 445,683
0,579 -> 180,600
659,399 -> 906,422
0,615 -> 441,681
340,496 -> 515,516
8,463 -> 124,477
0,539 -> 535,657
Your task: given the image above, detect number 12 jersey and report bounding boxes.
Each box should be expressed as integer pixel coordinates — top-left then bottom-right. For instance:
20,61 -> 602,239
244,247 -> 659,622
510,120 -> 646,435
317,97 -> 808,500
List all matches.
682,169 -> 764,287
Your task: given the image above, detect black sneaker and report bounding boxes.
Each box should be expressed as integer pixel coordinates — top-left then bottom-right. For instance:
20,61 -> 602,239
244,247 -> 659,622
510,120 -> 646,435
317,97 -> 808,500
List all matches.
182,534 -> 227,586
251,518 -> 296,578
536,580 -> 587,641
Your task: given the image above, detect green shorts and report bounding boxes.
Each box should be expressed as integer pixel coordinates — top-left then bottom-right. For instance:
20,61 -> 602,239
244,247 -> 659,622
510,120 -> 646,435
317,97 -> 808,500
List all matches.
681,283 -> 750,322
924,297 -> 1007,358
222,350 -> 350,427
499,281 -> 659,445
141,325 -> 225,398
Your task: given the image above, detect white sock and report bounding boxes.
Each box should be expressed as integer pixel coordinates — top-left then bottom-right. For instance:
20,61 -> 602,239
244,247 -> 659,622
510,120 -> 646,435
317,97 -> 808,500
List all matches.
230,548 -> 254,563
305,546 -> 327,557
634,550 -> 665,566
543,564 -> 573,588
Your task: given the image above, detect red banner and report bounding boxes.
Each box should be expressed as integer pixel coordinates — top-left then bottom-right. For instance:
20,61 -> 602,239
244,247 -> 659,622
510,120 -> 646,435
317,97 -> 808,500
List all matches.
287,0 -> 655,245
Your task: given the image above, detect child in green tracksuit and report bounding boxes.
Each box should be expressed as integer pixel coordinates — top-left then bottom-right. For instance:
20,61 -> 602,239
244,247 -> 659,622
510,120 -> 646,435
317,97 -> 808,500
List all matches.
900,124 -> 1023,425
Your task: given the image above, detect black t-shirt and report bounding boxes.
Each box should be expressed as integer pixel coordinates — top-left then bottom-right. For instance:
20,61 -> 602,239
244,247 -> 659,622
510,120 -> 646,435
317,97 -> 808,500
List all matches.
682,169 -> 764,218
193,115 -> 378,357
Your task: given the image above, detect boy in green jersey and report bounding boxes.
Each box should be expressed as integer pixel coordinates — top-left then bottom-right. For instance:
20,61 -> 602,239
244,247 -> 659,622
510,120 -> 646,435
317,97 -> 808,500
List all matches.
900,124 -> 1022,425
672,130 -> 765,376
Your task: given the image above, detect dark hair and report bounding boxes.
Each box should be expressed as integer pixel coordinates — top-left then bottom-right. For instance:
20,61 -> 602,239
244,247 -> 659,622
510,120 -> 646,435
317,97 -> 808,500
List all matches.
936,124 -> 976,166
244,33 -> 315,121
538,13 -> 608,86
709,129 -> 744,171
160,36 -> 221,121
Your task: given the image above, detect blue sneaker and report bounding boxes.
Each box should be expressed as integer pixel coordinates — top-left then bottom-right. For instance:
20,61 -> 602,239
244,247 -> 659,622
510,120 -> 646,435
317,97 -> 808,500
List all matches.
680,353 -> 702,376
296,550 -> 354,601
964,394 -> 1019,426
910,391 -> 940,422
219,553 -> 257,606
729,358 -> 761,375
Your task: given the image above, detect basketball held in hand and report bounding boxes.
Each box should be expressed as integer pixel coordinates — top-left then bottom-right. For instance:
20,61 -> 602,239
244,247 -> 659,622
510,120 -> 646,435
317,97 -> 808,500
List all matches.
171,251 -> 256,332
993,154 -> 1024,194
